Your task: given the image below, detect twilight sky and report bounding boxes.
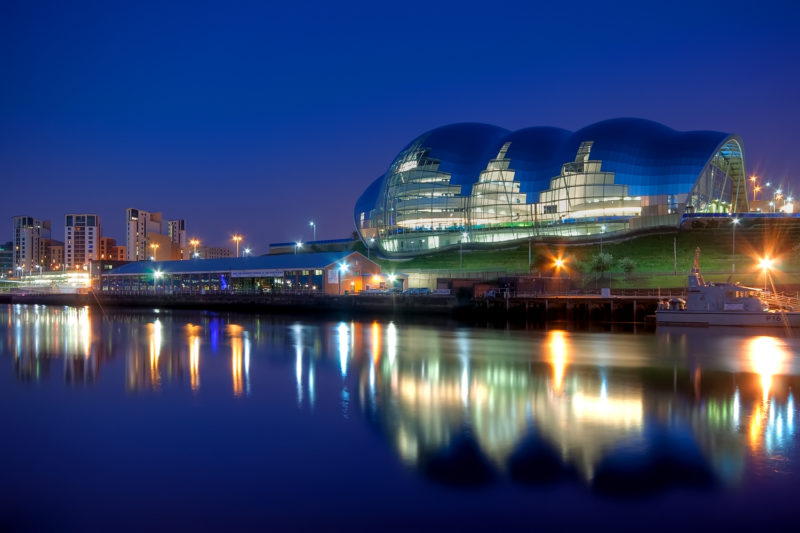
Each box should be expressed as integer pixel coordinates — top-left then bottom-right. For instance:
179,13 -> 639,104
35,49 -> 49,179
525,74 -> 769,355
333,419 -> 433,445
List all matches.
1,0 -> 798,252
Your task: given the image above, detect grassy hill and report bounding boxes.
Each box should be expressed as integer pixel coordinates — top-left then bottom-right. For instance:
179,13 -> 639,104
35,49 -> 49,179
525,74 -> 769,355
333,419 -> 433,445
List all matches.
357,218 -> 800,289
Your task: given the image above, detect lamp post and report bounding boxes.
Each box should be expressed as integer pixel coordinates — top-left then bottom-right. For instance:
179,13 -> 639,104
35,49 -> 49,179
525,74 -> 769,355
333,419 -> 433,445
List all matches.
760,257 -> 773,291
750,175 -> 758,203
190,238 -> 199,257
600,224 -> 607,255
150,243 -> 159,261
338,262 -> 348,295
295,241 -> 303,255
460,232 -> 468,271
309,221 -> 316,242
731,217 -> 739,273
244,247 -> 251,257
368,237 -> 375,260
232,235 -> 242,257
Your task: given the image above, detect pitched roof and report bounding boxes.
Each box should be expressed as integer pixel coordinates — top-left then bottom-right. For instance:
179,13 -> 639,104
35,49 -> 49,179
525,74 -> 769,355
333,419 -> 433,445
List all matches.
106,251 -> 368,276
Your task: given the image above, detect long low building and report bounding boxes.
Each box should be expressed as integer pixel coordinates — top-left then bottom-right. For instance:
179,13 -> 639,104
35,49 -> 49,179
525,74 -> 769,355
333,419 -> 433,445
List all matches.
99,251 -> 381,295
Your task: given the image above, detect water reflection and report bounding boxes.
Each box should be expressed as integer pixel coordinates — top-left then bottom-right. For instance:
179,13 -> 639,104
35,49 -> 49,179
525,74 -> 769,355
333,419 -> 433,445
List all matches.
2,305 -> 799,494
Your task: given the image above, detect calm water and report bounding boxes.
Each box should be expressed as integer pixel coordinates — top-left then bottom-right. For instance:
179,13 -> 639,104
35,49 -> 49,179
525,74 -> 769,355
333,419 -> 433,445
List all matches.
1,304 -> 799,530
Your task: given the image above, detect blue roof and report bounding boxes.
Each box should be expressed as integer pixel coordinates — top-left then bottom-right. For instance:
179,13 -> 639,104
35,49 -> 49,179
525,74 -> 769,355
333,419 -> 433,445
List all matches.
107,251 -> 364,276
355,118 -> 740,219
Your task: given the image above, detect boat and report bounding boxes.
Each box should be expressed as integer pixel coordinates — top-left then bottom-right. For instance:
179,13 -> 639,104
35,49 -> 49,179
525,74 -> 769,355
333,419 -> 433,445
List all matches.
656,247 -> 800,327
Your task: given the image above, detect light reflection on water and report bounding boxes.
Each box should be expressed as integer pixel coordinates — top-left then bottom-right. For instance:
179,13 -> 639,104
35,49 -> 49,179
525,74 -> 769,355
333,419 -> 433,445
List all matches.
2,304 -> 799,507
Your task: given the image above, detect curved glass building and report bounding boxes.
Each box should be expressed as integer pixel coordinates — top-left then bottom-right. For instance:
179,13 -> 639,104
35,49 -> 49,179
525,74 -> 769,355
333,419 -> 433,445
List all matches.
354,118 -> 747,257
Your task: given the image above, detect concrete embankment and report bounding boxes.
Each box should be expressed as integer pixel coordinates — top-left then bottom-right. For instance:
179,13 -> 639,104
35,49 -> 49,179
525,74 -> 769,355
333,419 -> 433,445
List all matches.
3,290 -> 663,325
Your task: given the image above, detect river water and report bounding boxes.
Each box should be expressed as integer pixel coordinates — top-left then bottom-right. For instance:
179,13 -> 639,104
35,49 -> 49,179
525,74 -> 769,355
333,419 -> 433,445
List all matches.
1,304 -> 798,530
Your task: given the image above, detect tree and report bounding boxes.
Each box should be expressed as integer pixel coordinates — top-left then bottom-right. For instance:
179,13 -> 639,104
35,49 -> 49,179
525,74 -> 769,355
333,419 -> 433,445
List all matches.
619,257 -> 636,280
589,252 -> 614,280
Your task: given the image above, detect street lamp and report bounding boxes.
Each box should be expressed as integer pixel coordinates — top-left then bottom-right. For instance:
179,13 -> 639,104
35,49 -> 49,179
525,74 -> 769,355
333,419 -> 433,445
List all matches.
600,224 -> 607,255
750,175 -> 758,203
338,262 -> 349,295
295,241 -> 303,255
460,232 -> 468,271
244,247 -> 251,257
150,243 -> 159,261
309,221 -> 316,242
154,270 -> 162,291
190,238 -> 200,257
368,237 -> 375,260
731,217 -> 739,273
760,257 -> 773,291
232,235 -> 242,257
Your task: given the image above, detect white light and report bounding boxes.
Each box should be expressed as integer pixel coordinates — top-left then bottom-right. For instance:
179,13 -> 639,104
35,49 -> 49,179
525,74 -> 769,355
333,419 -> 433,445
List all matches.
339,262 -> 349,273
732,218 -> 740,224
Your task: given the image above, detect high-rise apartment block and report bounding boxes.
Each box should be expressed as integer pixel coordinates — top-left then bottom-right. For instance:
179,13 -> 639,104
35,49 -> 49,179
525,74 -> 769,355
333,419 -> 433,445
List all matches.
65,214 -> 100,269
126,208 -> 188,261
126,208 -> 163,261
168,219 -> 188,259
12,216 -> 51,274
0,241 -> 13,277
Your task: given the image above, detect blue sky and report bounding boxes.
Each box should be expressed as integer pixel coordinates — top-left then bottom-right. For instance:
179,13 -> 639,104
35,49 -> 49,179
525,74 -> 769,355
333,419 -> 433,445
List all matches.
1,0 -> 798,250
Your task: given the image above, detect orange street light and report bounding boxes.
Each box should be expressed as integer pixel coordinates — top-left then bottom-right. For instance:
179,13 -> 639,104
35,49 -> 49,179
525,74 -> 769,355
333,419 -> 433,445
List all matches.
190,238 -> 200,257
759,257 -> 774,291
232,235 -> 243,257
150,243 -> 159,261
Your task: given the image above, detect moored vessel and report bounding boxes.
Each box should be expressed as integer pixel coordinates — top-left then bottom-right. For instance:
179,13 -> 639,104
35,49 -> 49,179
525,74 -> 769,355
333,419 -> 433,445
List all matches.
656,248 -> 800,327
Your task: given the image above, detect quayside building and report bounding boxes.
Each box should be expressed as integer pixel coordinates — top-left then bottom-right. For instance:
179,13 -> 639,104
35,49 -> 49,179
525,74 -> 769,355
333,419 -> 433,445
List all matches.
354,118 -> 747,257
99,251 -> 380,295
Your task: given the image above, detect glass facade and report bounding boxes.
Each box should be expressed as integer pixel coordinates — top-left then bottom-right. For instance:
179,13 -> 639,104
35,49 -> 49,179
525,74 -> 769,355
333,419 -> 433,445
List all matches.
355,119 -> 747,256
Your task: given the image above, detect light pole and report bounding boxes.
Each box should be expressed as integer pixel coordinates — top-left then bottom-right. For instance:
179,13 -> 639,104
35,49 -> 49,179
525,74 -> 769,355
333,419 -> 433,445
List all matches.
760,257 -> 773,291
244,247 -> 251,257
731,217 -> 739,273
460,232 -> 468,271
190,238 -> 199,257
232,235 -> 242,257
338,262 -> 348,295
368,237 -> 375,260
309,221 -> 316,242
600,224 -> 606,255
295,241 -> 303,255
750,175 -> 758,203
150,243 -> 159,261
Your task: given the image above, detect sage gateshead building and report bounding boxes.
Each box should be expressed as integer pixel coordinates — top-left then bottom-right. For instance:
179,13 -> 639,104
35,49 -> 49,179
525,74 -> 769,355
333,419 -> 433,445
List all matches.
354,118 -> 748,257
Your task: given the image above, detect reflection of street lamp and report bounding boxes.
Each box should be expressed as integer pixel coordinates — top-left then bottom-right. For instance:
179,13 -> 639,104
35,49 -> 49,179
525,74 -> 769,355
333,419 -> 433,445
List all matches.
232,235 -> 242,257
309,221 -> 316,242
731,217 -> 739,273
760,257 -> 773,291
460,232 -> 468,271
150,243 -> 159,261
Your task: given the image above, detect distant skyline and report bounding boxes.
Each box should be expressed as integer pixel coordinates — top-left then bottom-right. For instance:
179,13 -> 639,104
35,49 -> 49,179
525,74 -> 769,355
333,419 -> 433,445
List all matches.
2,0 -> 799,252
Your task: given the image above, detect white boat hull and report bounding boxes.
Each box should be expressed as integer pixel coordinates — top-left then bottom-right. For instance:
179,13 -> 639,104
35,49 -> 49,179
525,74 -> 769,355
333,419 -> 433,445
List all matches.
656,309 -> 800,327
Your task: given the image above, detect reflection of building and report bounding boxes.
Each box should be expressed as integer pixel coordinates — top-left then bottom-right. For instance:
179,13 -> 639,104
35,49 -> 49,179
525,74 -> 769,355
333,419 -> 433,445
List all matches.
65,213 -> 101,269
12,215 -> 51,274
355,119 -> 747,256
